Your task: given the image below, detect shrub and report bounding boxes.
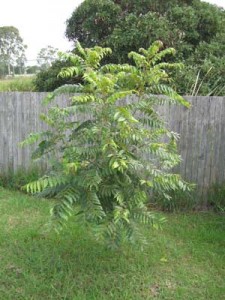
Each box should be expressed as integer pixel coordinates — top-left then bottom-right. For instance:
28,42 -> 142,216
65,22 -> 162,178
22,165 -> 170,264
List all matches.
34,60 -> 83,92
0,167 -> 41,190
150,188 -> 196,212
207,183 -> 225,212
23,41 -> 191,246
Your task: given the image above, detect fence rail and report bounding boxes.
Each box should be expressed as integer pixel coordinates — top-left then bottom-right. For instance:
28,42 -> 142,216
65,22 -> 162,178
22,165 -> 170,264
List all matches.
1,92 -> 225,194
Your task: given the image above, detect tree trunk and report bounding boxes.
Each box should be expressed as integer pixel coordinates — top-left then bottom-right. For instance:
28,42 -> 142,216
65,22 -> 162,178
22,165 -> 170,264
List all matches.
7,63 -> 11,75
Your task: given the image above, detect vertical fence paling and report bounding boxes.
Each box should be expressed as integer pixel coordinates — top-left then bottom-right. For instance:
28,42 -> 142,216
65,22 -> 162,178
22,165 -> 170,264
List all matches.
0,92 -> 225,194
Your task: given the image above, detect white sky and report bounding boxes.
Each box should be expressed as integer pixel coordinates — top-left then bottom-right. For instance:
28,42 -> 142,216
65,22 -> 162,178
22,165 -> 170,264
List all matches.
0,0 -> 224,65
0,0 -> 83,64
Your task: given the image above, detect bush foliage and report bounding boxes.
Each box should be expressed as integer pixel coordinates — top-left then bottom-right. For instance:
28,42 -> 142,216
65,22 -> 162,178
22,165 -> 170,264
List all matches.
207,183 -> 225,212
35,0 -> 225,95
34,60 -> 82,92
64,0 -> 225,96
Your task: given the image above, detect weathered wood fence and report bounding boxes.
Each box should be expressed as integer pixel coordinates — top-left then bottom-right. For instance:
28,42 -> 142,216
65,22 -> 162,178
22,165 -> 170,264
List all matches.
1,92 -> 225,194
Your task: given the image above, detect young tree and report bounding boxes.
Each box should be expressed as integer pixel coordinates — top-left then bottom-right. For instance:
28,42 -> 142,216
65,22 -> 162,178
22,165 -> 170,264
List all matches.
0,26 -> 27,75
23,42 -> 190,246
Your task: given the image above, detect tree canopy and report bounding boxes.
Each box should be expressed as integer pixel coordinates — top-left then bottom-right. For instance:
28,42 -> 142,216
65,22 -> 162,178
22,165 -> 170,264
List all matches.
66,0 -> 223,57
64,0 -> 225,95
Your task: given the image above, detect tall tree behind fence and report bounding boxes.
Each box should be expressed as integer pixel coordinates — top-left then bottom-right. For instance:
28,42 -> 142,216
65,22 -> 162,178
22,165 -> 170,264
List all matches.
0,92 -> 225,194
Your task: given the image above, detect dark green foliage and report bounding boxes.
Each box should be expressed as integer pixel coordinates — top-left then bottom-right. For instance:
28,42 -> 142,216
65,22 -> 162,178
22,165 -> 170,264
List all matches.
150,188 -> 196,212
23,42 -> 191,245
207,184 -> 225,212
34,60 -> 83,92
66,0 -> 224,54
26,65 -> 40,74
66,0 -> 121,47
107,12 -> 181,64
0,167 -> 41,190
65,0 -> 225,95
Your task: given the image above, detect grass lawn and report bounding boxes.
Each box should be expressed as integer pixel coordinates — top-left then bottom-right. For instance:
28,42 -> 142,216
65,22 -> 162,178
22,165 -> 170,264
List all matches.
0,187 -> 224,299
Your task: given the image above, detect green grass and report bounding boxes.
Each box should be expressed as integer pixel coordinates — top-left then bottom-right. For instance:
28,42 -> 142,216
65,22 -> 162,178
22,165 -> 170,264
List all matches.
0,76 -> 35,91
0,167 -> 41,190
0,187 -> 224,299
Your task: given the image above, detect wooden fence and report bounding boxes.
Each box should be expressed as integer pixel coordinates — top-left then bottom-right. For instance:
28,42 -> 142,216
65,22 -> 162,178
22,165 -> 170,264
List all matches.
1,92 -> 225,194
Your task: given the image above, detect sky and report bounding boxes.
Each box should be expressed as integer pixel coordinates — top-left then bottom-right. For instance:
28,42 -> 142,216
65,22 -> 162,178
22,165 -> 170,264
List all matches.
0,0 -> 224,65
0,0 -> 83,65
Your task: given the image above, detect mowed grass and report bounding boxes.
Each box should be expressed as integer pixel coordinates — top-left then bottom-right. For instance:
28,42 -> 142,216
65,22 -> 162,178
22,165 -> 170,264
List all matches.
0,76 -> 35,91
0,187 -> 224,300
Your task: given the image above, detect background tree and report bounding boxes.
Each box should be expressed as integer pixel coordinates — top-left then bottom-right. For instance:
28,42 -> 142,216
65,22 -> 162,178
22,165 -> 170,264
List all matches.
0,61 -> 7,78
34,59 -> 83,91
63,0 -> 225,96
25,65 -> 40,75
15,51 -> 27,74
66,0 -> 121,47
65,0 -> 216,54
0,26 -> 27,76
37,45 -> 59,71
